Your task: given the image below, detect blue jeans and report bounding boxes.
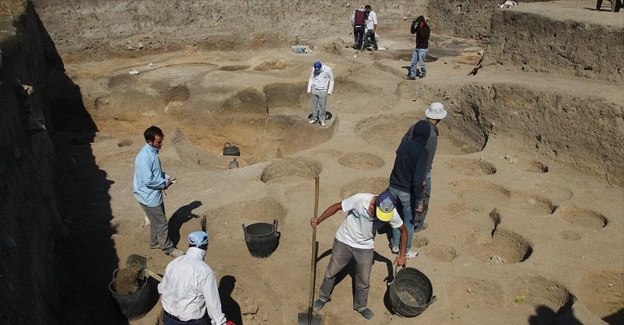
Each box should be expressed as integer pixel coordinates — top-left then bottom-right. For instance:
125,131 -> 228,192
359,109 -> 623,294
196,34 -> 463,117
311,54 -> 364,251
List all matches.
389,187 -> 416,251
409,48 -> 428,78
415,171 -> 432,228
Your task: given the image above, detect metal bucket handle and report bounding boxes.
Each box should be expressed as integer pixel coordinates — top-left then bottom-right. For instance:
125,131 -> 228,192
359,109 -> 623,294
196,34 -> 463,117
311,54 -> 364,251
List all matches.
224,142 -> 232,148
390,265 -> 437,311
242,219 -> 278,237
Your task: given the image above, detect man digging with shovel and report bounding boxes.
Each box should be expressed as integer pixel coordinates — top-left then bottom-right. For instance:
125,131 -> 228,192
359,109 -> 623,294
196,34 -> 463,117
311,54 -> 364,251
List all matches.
310,191 -> 408,320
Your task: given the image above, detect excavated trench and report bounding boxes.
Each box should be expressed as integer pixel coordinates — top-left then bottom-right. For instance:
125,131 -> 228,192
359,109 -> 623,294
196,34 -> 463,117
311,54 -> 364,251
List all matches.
2,1 -> 623,325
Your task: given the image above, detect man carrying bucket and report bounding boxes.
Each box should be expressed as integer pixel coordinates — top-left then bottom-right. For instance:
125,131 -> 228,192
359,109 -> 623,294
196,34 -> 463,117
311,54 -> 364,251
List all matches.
158,231 -> 236,325
310,191 -> 408,320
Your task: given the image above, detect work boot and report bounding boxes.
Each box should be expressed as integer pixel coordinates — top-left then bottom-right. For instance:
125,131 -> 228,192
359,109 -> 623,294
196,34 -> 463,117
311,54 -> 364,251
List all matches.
357,308 -> 374,320
313,298 -> 328,311
414,222 -> 428,233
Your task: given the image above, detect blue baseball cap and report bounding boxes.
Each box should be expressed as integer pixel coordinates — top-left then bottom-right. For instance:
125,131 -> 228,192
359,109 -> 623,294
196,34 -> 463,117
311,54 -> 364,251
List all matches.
188,231 -> 209,247
313,61 -> 322,70
376,191 -> 396,222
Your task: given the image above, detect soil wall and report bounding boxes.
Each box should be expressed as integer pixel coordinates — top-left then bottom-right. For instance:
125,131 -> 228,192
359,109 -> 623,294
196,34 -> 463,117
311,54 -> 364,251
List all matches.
0,2 -> 100,324
485,8 -> 624,83
31,0 -> 428,62
419,82 -> 624,185
0,3 -> 62,324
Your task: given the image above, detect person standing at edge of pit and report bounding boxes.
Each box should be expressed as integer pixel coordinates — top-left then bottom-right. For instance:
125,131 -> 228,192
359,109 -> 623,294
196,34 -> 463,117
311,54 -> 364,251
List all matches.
408,15 -> 430,80
362,5 -> 378,51
133,126 -> 184,258
310,191 -> 408,320
351,5 -> 367,50
408,102 -> 447,233
158,231 -> 236,325
389,120 -> 431,259
307,61 -> 334,128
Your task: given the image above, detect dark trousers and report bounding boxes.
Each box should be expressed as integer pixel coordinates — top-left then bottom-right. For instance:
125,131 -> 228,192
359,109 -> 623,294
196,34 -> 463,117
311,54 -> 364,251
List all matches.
353,25 -> 365,49
163,311 -> 207,325
363,29 -> 378,50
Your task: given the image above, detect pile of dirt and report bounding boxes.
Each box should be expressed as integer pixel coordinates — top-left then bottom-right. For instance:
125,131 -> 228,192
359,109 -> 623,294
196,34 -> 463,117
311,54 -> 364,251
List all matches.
112,265 -> 144,294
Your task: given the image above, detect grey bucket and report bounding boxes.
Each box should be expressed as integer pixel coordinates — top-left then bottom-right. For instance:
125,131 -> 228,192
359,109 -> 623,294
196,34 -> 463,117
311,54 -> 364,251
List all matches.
388,267 -> 436,317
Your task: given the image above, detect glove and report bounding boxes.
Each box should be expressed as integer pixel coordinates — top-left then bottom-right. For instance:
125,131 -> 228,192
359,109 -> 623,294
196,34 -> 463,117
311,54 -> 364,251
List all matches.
225,321 -> 236,325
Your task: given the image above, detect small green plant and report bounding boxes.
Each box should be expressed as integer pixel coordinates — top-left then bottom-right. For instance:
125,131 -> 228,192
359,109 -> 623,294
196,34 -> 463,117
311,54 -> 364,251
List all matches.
513,294 -> 528,306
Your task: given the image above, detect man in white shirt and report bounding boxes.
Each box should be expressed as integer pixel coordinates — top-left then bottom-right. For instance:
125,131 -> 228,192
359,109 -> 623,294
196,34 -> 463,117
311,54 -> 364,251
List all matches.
310,191 -> 408,320
307,61 -> 334,127
158,231 -> 235,325
363,5 -> 378,50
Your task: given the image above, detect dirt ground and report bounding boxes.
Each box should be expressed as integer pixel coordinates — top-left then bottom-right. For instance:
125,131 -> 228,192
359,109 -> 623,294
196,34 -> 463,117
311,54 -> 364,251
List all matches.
53,3 -> 624,325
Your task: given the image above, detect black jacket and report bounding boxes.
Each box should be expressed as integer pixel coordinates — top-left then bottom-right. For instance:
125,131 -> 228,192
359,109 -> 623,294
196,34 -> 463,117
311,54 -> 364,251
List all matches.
411,21 -> 430,49
389,139 -> 429,204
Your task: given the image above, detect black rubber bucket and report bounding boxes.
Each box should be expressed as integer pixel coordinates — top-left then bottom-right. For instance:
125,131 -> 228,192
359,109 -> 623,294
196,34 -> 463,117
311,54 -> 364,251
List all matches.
109,269 -> 154,320
223,142 -> 240,156
388,267 -> 436,317
242,220 -> 279,258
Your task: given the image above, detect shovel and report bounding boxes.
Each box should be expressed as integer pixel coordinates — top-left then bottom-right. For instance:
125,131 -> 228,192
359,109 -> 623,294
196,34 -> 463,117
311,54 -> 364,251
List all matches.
127,254 -> 163,282
297,176 -> 322,325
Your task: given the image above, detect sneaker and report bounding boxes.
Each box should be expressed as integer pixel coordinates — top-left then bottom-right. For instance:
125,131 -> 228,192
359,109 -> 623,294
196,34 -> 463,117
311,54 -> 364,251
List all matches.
358,308 -> 374,320
415,223 -> 428,233
391,246 -> 399,254
308,119 -> 317,124
320,121 -> 327,127
166,248 -> 185,258
406,250 -> 419,259
407,76 -> 416,80
313,299 -> 328,311
150,244 -> 160,249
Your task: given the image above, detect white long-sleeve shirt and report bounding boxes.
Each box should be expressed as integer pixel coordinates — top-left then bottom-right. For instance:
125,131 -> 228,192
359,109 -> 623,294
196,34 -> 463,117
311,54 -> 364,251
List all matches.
366,10 -> 378,32
307,65 -> 334,94
158,247 -> 227,324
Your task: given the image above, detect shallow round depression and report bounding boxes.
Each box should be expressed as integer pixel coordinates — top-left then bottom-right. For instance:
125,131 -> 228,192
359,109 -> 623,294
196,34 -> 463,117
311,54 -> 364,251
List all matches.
261,157 -> 321,183
467,228 -> 533,264
338,152 -> 385,170
557,206 -> 608,230
100,65 -> 333,169
354,113 -> 488,155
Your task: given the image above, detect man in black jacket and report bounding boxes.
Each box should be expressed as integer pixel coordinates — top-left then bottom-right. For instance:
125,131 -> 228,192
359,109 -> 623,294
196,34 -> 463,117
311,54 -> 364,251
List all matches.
388,120 -> 430,258
408,16 -> 430,80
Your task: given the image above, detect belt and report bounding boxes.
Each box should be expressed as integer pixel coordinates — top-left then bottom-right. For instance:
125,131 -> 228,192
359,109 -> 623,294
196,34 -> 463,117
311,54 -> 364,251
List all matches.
163,310 -> 204,323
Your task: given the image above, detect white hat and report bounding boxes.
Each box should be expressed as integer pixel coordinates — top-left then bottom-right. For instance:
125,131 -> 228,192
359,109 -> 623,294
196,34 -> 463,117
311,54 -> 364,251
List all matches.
425,102 -> 447,120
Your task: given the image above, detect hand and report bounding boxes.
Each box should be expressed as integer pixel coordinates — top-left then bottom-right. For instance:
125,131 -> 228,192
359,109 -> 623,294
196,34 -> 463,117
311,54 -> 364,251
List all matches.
310,217 -> 320,228
415,202 -> 424,213
395,255 -> 407,267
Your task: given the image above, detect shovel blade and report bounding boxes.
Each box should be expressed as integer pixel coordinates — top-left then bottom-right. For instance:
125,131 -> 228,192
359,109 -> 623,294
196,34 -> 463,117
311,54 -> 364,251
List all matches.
297,312 -> 322,325
126,254 -> 147,269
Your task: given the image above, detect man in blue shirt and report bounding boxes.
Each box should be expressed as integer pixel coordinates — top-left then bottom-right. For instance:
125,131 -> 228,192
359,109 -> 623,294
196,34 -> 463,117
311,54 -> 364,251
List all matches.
133,126 -> 184,257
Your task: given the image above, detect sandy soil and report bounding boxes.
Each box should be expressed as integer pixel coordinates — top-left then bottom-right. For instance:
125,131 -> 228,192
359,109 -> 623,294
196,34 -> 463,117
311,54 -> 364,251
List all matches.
61,16 -> 624,325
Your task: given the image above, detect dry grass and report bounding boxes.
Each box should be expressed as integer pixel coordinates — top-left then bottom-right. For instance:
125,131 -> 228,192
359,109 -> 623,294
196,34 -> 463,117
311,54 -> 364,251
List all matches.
0,0 -> 26,17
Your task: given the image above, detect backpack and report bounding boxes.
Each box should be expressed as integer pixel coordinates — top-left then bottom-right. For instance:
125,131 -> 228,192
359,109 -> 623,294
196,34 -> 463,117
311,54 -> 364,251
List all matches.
354,10 -> 366,25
